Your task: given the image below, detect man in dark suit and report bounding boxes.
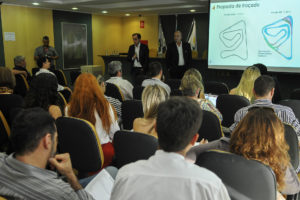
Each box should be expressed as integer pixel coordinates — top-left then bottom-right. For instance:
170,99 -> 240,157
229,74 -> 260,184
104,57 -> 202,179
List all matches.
166,31 -> 192,79
127,33 -> 149,85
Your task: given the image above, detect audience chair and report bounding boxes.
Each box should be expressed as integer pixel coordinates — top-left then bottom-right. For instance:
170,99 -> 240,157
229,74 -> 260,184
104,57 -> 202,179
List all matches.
284,124 -> 299,172
13,74 -> 29,97
113,131 -> 158,169
166,79 -> 181,91
196,150 -> 277,200
216,94 -> 250,128
58,92 -> 67,110
121,100 -> 144,130
279,100 -> 300,122
0,110 -> 11,153
31,67 -> 39,76
290,89 -> 300,101
56,117 -> 104,178
105,83 -> 124,102
204,81 -> 229,95
70,71 -> 81,85
54,69 -> 68,86
133,86 -> 145,100
197,110 -> 223,142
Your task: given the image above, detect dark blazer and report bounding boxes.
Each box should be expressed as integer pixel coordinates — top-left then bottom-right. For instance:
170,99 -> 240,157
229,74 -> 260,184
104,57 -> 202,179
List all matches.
166,42 -> 192,69
127,43 -> 149,71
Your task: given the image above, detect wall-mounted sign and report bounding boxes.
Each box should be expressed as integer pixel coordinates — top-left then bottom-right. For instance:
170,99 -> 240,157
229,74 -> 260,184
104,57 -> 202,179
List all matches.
140,20 -> 145,29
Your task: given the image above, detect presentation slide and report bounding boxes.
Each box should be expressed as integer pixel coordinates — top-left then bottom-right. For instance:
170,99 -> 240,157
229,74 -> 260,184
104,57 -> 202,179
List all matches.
208,0 -> 300,72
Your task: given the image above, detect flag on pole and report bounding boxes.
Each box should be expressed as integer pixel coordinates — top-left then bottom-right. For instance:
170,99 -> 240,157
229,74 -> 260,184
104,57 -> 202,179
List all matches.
188,19 -> 197,51
158,20 -> 167,55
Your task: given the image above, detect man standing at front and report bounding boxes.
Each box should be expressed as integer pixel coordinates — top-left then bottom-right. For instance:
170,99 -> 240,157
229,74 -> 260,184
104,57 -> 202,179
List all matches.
127,33 -> 149,85
34,36 -> 59,69
166,31 -> 192,79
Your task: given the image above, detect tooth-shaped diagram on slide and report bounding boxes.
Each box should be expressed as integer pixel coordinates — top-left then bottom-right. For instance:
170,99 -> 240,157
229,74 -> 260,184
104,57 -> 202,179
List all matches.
219,20 -> 248,60
262,16 -> 293,60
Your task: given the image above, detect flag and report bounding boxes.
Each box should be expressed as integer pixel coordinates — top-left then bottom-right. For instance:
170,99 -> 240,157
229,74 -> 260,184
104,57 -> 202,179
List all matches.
188,19 -> 197,51
158,19 -> 167,55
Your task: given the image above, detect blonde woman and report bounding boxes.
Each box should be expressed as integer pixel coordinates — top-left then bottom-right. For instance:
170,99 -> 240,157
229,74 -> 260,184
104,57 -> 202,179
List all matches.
180,74 -> 223,121
183,68 -> 205,98
230,66 -> 261,102
133,85 -> 169,138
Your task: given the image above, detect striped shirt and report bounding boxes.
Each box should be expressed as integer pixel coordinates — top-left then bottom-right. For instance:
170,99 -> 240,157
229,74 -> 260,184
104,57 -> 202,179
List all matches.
141,78 -> 171,95
229,99 -> 300,138
105,95 -> 122,120
0,153 -> 94,200
197,99 -> 223,122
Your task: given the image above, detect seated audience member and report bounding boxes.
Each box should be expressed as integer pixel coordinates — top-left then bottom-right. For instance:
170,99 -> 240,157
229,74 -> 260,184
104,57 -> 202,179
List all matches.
66,73 -> 120,167
230,66 -> 261,102
12,56 -> 32,82
230,75 -> 300,138
187,107 -> 300,198
0,108 -> 95,199
106,61 -> 133,100
141,62 -> 171,95
111,97 -> 230,200
180,74 -> 223,121
183,68 -> 205,98
35,57 -> 70,92
0,67 -> 24,125
25,73 -> 62,120
97,75 -> 122,120
133,85 -> 169,138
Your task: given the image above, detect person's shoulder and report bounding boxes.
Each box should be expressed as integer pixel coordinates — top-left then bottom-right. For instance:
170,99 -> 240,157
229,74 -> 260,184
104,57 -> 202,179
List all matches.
116,159 -> 148,179
274,104 -> 295,114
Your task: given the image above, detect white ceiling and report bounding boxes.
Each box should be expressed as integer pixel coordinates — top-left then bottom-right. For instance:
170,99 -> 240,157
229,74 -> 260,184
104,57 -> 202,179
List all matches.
1,0 -> 209,16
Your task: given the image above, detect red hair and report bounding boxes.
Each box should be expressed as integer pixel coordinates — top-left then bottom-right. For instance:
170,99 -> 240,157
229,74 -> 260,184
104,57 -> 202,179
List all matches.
68,73 -> 116,133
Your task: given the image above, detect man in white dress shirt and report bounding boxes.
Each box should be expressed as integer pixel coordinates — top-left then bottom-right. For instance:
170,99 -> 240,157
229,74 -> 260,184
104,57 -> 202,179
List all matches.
106,61 -> 134,100
110,97 -> 230,200
142,62 -> 171,95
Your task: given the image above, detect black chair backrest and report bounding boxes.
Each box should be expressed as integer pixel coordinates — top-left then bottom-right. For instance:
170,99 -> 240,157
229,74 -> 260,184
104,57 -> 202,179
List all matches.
170,89 -> 182,96
113,131 -> 158,168
205,81 -> 229,95
56,117 -> 104,175
284,124 -> 299,171
166,79 -> 181,91
133,86 -> 145,100
0,110 -> 11,153
290,89 -> 300,100
70,71 -> 81,85
279,100 -> 300,122
121,100 -> 144,130
14,74 -> 29,97
53,69 -> 67,86
105,83 -> 124,102
216,94 -> 250,127
196,151 -> 277,200
198,110 -> 223,142
32,67 -> 39,76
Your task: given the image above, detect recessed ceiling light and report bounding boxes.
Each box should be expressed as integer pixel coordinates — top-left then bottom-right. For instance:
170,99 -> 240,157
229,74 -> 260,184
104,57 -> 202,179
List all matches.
125,13 -> 131,16
102,10 -> 108,14
190,9 -> 196,13
32,2 -> 40,6
72,7 -> 79,10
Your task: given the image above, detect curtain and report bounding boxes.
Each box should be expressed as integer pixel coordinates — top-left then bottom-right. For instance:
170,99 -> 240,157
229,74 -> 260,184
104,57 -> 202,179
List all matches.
177,14 -> 194,42
160,15 -> 177,45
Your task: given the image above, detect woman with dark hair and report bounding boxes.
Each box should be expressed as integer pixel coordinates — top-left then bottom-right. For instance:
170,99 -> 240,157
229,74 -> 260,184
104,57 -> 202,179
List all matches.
25,73 -> 62,119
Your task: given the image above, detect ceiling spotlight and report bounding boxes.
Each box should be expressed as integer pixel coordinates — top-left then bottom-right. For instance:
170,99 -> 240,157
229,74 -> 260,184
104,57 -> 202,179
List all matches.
190,9 -> 196,12
32,2 -> 40,6
102,10 -> 108,14
125,13 -> 131,16
72,7 -> 79,10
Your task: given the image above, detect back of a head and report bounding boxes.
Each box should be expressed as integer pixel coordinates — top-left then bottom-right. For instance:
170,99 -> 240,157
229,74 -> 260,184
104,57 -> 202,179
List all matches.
37,56 -> 47,68
180,74 -> 203,97
25,73 -> 58,110
156,97 -> 203,152
10,107 -> 56,156
147,62 -> 162,78
253,63 -> 268,75
108,61 -> 122,77
14,56 -> 25,67
142,85 -> 169,119
0,67 -> 16,90
184,68 -> 203,84
254,75 -> 275,97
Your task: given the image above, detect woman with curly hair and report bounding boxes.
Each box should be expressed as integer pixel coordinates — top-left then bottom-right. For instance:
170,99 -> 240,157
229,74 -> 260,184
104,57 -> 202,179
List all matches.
25,73 -> 62,119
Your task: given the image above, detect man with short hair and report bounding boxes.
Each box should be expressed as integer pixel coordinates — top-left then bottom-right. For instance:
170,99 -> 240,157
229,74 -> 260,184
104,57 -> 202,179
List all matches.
0,108 -> 95,199
141,62 -> 171,95
106,61 -> 134,100
111,97 -> 230,200
230,75 -> 300,139
166,30 -> 192,79
34,36 -> 58,68
12,56 -> 32,81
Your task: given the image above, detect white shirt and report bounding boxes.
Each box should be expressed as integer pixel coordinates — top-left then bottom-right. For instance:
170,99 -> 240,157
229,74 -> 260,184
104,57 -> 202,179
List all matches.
142,78 -> 171,95
106,77 -> 134,100
35,68 -> 65,91
111,150 -> 230,200
65,104 -> 120,144
133,43 -> 142,68
177,42 -> 185,66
